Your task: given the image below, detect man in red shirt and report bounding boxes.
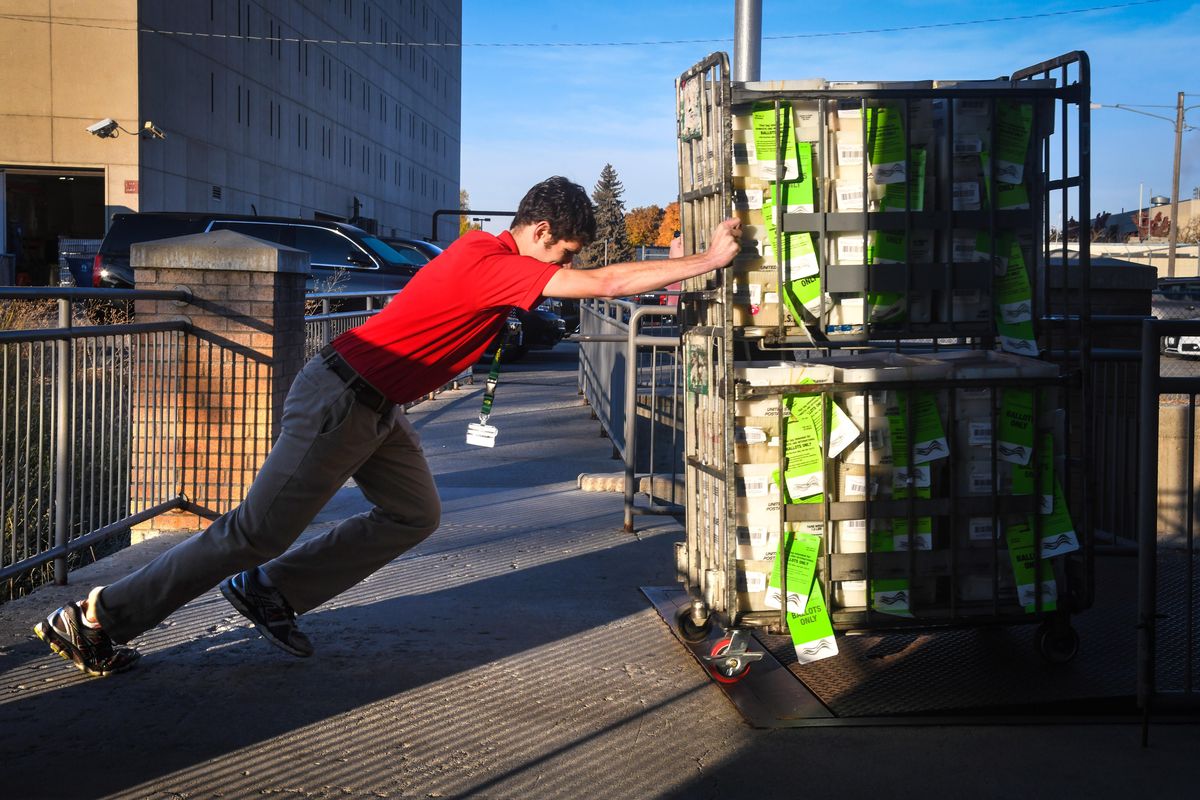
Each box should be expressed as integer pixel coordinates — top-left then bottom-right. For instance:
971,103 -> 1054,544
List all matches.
34,176 -> 741,675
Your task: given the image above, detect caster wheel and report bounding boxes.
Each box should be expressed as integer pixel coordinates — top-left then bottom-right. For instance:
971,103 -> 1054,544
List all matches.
1035,620 -> 1080,664
676,609 -> 712,644
707,637 -> 752,684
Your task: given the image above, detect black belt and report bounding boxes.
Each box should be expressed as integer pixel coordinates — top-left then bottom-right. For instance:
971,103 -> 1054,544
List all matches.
319,345 -> 392,414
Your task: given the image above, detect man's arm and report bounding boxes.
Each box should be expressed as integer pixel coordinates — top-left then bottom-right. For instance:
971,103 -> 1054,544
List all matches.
541,219 -> 741,300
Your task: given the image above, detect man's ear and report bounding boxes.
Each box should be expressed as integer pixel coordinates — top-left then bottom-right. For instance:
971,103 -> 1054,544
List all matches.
531,220 -> 554,244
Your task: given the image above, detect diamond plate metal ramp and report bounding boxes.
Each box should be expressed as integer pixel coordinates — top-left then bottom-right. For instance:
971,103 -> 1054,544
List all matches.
647,554 -> 1157,726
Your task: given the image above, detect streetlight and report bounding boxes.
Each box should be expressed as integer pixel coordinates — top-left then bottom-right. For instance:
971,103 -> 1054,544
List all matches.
471,216 -> 490,230
1092,94 -> 1198,277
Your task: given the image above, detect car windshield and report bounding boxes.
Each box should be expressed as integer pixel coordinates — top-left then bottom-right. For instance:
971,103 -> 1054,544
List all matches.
361,235 -> 424,267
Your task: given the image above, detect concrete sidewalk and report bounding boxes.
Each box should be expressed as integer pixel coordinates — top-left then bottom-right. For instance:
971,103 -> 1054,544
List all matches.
1,344 -> 1197,799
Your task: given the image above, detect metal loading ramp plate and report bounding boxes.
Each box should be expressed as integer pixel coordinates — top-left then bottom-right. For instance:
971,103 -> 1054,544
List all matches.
754,618 -> 1133,720
647,555 -> 1162,726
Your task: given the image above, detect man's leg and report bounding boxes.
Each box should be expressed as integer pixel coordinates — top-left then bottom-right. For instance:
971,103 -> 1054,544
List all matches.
260,407 -> 441,614
92,357 -> 391,643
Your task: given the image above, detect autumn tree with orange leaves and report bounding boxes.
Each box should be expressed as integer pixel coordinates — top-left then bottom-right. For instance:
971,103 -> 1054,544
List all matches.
624,205 -> 665,247
654,202 -> 681,246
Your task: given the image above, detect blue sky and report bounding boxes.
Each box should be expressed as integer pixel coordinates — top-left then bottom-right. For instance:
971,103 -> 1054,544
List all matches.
460,0 -> 1199,230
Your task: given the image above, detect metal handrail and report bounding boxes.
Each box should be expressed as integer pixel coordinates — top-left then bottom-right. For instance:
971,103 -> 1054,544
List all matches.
577,298 -> 684,532
0,284 -> 459,595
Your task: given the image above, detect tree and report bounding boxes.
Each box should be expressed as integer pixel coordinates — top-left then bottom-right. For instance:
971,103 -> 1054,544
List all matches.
1180,216 -> 1200,244
575,164 -> 634,269
459,190 -> 472,238
625,205 -> 664,247
654,202 -> 681,246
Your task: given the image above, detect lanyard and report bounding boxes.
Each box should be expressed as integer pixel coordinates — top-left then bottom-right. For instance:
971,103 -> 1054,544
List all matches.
478,346 -> 503,424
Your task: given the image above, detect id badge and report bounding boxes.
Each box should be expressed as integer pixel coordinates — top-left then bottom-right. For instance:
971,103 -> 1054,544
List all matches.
466,422 -> 498,448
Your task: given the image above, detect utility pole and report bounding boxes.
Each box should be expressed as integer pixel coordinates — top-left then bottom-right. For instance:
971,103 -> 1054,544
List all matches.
1168,91 -> 1184,278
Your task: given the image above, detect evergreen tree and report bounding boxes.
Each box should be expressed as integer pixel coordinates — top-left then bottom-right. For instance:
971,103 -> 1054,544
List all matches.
575,164 -> 634,269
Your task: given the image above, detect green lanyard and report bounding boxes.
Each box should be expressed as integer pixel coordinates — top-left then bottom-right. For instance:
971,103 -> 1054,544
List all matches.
478,347 -> 503,424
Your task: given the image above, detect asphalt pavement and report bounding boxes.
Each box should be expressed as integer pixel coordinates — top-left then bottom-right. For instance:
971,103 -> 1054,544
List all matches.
0,343 -> 1197,799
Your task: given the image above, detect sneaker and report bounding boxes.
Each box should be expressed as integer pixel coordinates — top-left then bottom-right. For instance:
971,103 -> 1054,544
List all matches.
219,570 -> 314,657
34,603 -> 141,677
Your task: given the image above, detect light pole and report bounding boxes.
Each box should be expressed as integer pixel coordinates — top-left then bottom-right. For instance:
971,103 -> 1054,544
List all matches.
1092,94 -> 1198,277
471,216 -> 490,231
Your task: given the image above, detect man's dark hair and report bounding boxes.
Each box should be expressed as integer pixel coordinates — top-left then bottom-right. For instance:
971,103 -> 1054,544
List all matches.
511,176 -> 596,245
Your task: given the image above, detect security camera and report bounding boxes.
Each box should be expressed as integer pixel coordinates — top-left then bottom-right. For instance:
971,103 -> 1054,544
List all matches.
141,120 -> 165,140
86,118 -> 119,138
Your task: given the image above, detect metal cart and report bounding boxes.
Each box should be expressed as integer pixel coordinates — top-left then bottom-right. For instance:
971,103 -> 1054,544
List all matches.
671,51 -> 1093,683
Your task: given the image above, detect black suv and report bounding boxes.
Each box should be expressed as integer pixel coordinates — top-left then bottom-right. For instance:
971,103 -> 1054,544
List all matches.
93,212 -> 426,294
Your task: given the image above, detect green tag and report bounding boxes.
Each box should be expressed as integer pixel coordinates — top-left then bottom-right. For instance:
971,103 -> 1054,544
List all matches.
887,394 -> 931,493
824,395 -> 862,459
787,580 -> 840,663
995,101 -> 1033,184
1005,518 -> 1057,613
997,318 -> 1038,356
866,232 -> 905,323
998,389 -> 1035,465
974,230 -> 1010,273
888,391 -> 945,475
751,102 -> 799,179
1040,479 -> 1080,557
779,390 -> 825,501
782,274 -> 823,320
1011,431 -> 1054,511
892,486 -> 934,551
865,103 -> 907,184
869,521 -> 912,617
911,391 -> 949,463
981,152 -> 1030,210
766,530 -> 821,614
780,232 -> 820,279
775,143 -> 815,211
763,180 -> 819,278
995,237 -> 1033,325
879,147 -> 927,211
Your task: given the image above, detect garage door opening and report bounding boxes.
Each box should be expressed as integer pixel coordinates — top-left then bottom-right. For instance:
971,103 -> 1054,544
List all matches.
3,168 -> 105,286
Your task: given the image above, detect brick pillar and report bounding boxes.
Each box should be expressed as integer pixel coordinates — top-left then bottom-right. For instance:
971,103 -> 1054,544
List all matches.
129,230 -> 308,537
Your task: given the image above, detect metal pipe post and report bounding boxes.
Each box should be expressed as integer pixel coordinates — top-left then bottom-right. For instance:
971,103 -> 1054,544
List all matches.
624,307 -> 645,533
733,0 -> 762,82
53,299 -> 71,584
1136,318 -> 1159,715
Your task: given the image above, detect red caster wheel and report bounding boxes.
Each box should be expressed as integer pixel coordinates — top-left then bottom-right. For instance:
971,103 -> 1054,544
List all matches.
706,637 -> 752,684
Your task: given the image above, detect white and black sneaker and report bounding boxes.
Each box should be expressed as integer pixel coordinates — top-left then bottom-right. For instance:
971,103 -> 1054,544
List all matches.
34,602 -> 141,677
219,570 -> 314,657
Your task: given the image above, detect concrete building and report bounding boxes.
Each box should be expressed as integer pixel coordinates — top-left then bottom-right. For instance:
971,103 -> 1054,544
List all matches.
0,1 -> 462,286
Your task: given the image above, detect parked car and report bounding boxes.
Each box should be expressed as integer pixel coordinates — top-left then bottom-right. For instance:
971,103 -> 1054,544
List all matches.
92,212 -> 421,295
516,303 -> 567,354
381,235 -> 445,266
1154,277 -> 1200,356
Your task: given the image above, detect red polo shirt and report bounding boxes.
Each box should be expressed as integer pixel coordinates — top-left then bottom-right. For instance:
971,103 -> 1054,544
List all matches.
331,230 -> 560,406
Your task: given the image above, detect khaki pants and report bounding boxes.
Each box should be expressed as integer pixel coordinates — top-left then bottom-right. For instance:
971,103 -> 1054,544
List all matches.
95,353 -> 441,644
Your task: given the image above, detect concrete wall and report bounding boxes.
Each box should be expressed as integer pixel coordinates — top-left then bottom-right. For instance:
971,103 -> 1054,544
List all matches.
1156,404 -> 1200,548
0,1 -> 462,241
0,1 -> 141,215
135,1 -> 462,240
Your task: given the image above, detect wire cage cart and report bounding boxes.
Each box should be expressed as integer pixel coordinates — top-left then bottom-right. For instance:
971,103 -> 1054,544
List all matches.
672,51 -> 1093,683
